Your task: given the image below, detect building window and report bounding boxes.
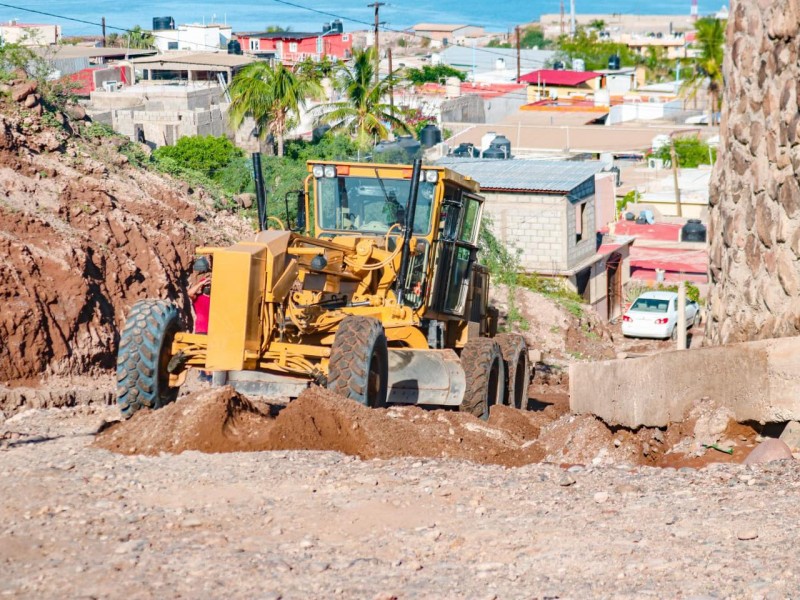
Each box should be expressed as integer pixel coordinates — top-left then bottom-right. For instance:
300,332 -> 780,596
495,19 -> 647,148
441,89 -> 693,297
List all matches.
342,34 -> 349,41
575,202 -> 586,243
289,42 -> 298,52
249,39 -> 258,50
167,41 -> 178,50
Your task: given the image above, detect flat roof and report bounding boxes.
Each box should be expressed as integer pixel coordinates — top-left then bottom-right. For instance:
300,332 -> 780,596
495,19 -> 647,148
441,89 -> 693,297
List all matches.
37,46 -> 157,60
235,31 -> 327,39
435,157 -> 605,194
128,52 -> 256,68
413,23 -> 470,32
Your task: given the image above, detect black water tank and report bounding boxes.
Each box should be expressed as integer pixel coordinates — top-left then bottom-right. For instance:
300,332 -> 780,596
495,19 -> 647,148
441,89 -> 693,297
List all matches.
681,219 -> 707,242
482,147 -> 506,159
322,22 -> 332,33
331,19 -> 343,33
452,142 -> 476,157
227,39 -> 242,55
608,54 -> 621,70
419,123 -> 442,148
153,16 -> 175,31
489,134 -> 511,159
396,135 -> 421,155
553,60 -> 565,70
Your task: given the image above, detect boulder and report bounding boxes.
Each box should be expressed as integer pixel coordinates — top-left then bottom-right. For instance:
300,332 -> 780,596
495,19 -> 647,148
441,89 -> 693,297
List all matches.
23,93 -> 39,109
779,421 -> 800,451
11,81 -> 37,103
743,438 -> 794,464
65,103 -> 87,121
235,193 -> 255,209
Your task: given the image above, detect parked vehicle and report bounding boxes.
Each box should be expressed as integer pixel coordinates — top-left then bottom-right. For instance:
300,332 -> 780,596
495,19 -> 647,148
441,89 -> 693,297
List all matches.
621,291 -> 699,341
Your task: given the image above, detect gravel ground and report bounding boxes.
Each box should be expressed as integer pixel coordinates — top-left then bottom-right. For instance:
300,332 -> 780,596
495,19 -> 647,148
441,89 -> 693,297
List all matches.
1,405 -> 798,599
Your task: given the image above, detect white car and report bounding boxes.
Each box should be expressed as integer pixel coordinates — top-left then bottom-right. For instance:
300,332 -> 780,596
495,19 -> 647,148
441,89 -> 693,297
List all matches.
622,291 -> 700,340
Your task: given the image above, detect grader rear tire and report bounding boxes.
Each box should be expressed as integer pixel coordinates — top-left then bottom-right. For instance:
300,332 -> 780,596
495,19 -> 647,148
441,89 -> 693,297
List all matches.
328,316 -> 388,408
116,300 -> 182,419
459,338 -> 505,421
496,333 -> 531,410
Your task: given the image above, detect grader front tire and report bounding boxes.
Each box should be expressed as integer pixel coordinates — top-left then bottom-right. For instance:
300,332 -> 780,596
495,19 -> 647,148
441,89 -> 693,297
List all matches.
459,338 -> 505,421
116,300 -> 182,419
328,316 -> 389,408
496,333 -> 531,410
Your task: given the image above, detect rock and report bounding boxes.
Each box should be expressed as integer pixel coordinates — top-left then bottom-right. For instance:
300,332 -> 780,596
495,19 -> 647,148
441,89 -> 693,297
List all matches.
744,438 -> 794,464
737,529 -> 759,541
235,193 -> 255,209
11,81 -> 37,103
558,473 -> 576,487
779,421 -> 800,451
65,104 -> 87,121
593,491 -> 609,504
23,94 -> 39,109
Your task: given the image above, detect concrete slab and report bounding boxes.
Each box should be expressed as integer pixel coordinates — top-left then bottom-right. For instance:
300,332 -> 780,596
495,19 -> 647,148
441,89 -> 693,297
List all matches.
569,336 -> 800,427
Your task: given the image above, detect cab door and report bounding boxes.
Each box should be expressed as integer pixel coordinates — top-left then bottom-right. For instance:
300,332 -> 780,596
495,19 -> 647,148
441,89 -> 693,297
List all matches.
430,187 -> 483,316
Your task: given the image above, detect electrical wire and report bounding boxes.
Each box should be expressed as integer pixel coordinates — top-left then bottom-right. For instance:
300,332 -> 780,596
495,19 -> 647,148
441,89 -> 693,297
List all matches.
0,0 -> 558,72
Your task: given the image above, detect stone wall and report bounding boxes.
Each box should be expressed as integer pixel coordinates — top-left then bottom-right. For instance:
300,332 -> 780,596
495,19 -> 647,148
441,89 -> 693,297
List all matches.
707,0 -> 800,344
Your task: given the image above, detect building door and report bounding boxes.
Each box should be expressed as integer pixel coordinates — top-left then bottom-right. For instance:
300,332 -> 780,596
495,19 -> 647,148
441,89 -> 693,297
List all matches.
606,252 -> 622,320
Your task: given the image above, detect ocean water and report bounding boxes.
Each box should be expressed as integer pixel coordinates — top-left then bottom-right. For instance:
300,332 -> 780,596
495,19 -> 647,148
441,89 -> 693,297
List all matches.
5,0 -> 724,37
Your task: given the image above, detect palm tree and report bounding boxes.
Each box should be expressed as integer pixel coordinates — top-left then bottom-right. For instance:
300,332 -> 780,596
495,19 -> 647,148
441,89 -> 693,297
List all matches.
681,17 -> 725,126
228,61 -> 322,157
314,47 -> 411,149
124,25 -> 155,50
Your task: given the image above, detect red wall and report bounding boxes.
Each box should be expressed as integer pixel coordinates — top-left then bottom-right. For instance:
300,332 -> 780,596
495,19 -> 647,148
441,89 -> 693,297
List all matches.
237,32 -> 352,64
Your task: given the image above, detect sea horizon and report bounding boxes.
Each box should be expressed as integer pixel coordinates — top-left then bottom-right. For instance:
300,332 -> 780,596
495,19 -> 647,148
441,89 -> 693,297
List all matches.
4,1 -> 728,38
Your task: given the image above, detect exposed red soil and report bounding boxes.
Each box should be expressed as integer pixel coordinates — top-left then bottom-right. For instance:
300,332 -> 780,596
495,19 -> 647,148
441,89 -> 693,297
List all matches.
0,94 -> 250,386
94,385 -> 753,469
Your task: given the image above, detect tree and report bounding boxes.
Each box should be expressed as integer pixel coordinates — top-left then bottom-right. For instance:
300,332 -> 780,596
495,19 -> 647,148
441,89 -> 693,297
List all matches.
589,19 -> 606,31
228,61 -> 323,157
105,32 -> 120,48
519,26 -> 550,49
405,64 -> 466,85
314,47 -> 411,149
264,25 -> 291,33
152,135 -> 243,176
655,136 -> 717,167
554,27 -> 639,71
681,17 -> 726,126
644,46 -> 673,82
124,25 -> 155,50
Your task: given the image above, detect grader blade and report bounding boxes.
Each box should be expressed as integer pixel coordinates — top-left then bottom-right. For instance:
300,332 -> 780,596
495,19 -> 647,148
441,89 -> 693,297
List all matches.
386,349 -> 466,406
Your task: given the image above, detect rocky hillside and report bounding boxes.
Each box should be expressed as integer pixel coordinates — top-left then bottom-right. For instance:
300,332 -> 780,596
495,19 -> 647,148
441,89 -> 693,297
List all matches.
0,82 -> 251,385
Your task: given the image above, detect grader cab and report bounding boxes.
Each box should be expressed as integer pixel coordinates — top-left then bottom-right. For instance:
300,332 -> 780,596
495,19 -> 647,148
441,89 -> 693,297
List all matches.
115,159 -> 530,419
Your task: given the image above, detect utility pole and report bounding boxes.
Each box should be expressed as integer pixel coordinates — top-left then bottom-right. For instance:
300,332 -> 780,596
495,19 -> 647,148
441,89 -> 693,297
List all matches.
515,26 -> 521,82
388,47 -> 394,116
670,140 -> 683,217
101,17 -> 106,47
367,2 -> 385,84
560,0 -> 565,35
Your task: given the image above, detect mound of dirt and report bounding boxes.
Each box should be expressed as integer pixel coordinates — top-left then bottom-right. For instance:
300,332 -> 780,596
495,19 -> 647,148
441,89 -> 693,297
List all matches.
94,387 -> 274,455
95,386 -> 549,467
0,92 -> 251,390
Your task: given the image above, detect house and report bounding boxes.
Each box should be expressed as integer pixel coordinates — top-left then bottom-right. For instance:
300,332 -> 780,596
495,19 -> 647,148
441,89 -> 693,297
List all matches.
68,65 -> 132,96
152,23 -> 232,53
412,24 -> 485,47
125,51 -> 255,84
0,21 -> 60,45
235,25 -> 352,64
436,157 -> 632,319
435,46 -> 554,83
519,69 -> 603,102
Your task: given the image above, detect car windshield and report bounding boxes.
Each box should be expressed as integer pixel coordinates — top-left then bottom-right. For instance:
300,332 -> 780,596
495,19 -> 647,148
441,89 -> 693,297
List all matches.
317,176 -> 435,235
630,298 -> 670,312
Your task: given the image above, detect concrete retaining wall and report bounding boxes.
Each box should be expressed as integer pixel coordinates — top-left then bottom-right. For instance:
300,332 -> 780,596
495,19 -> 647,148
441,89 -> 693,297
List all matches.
570,336 -> 800,427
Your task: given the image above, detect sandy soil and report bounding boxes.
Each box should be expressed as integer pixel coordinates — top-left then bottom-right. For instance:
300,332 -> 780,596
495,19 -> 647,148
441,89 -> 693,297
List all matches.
1,401 -> 797,599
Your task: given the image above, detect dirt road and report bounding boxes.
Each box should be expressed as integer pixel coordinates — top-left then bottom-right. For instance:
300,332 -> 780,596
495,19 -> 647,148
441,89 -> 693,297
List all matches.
2,400 -> 797,599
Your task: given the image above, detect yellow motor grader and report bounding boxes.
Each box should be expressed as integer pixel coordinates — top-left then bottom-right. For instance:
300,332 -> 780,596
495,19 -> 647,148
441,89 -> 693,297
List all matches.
115,159 -> 530,419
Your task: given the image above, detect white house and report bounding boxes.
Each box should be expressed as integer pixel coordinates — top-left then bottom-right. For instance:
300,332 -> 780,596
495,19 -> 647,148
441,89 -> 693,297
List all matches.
152,23 -> 232,53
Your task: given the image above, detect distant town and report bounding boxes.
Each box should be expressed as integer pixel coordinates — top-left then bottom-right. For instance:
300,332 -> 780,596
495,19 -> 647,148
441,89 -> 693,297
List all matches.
1,3 -> 726,318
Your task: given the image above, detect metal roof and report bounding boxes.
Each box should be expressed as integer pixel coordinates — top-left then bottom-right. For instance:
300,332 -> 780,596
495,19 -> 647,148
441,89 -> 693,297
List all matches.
435,157 -> 605,195
519,69 -> 602,86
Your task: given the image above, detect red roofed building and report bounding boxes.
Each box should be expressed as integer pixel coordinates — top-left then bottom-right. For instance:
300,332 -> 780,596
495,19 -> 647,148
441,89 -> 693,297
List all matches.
519,69 -> 602,87
235,28 -> 352,65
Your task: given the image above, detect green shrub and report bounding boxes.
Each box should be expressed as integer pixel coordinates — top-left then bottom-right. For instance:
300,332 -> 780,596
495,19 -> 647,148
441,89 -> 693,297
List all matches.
152,135 -> 242,178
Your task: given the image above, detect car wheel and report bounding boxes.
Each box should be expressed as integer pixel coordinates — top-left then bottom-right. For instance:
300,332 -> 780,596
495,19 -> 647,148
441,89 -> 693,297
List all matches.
670,326 -> 678,341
